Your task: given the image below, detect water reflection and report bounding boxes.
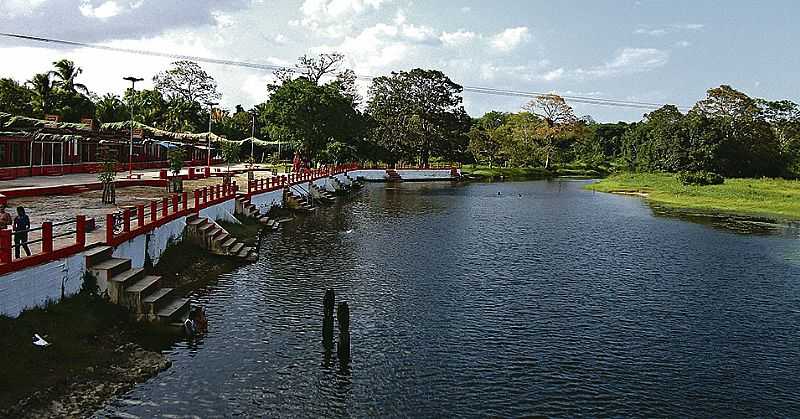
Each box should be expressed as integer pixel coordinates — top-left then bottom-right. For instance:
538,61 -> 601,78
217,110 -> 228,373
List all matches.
96,180 -> 800,418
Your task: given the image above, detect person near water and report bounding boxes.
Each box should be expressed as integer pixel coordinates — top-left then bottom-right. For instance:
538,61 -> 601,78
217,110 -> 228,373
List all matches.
13,206 -> 31,258
0,204 -> 11,230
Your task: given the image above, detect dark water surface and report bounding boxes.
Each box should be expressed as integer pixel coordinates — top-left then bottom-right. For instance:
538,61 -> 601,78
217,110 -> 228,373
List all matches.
96,181 -> 800,418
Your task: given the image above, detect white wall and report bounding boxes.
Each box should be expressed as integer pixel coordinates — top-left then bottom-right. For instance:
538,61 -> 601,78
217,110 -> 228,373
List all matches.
250,189 -> 283,214
0,253 -> 86,318
397,169 -> 457,180
200,199 -> 238,224
147,217 -> 186,266
335,173 -> 352,187
350,169 -> 387,181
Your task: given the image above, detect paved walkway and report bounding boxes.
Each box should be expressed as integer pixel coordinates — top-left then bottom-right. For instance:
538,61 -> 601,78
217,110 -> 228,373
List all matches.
0,163 -> 285,191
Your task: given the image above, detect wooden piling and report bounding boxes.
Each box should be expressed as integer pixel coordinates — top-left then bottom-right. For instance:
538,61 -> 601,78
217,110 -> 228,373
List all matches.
337,301 -> 350,364
323,289 -> 335,349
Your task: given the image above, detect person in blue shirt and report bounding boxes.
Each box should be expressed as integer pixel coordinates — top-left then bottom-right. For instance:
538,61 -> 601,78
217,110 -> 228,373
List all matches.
13,206 -> 31,259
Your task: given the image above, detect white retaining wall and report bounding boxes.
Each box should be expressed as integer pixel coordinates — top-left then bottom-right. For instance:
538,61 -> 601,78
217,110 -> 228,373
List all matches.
349,169 -> 456,181
0,253 -> 86,317
200,198 -> 238,224
0,197 -> 239,318
250,189 -> 284,215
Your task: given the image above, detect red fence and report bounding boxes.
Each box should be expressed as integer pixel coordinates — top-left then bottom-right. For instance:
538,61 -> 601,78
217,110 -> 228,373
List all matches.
0,216 -> 88,276
0,159 -> 224,181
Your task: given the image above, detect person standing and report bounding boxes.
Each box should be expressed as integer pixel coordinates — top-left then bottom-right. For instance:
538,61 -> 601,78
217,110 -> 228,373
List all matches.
0,204 -> 11,230
13,206 -> 31,258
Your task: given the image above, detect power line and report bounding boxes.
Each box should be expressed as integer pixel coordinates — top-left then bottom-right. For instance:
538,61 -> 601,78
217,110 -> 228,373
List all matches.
0,32 -> 690,112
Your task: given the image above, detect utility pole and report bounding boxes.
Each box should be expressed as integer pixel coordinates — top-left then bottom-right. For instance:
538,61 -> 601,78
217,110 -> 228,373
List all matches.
205,101 -> 219,171
123,76 -> 143,177
250,113 -> 255,160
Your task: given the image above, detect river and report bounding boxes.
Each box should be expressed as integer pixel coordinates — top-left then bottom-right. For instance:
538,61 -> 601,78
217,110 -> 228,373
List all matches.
95,180 -> 800,418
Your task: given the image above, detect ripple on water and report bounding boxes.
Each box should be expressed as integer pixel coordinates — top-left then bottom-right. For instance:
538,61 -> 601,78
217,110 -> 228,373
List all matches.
94,181 -> 800,418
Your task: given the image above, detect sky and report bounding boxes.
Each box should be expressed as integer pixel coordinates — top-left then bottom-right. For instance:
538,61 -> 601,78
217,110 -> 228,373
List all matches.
0,0 -> 798,122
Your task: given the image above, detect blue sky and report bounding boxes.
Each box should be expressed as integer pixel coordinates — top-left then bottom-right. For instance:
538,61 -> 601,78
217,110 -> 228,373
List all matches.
0,0 -> 798,122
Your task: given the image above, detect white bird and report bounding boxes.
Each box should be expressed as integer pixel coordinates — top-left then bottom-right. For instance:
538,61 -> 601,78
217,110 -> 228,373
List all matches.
344,229 -> 353,234
32,334 -> 50,347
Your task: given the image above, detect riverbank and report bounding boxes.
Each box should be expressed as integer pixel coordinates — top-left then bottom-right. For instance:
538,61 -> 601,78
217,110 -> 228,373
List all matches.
0,292 -> 173,418
461,164 -> 604,181
587,173 -> 800,221
0,214 -> 271,418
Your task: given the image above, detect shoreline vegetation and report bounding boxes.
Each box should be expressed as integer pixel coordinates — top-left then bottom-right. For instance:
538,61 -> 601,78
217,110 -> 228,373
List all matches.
461,164 -> 605,181
587,173 -> 800,222
0,214 -> 268,418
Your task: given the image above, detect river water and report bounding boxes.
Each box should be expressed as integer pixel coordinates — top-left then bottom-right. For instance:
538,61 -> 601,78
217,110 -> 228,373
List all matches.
96,180 -> 800,418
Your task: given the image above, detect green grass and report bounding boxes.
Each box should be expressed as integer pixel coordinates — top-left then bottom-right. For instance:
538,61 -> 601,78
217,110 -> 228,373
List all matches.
0,293 -> 166,409
220,215 -> 264,246
587,172 -> 800,220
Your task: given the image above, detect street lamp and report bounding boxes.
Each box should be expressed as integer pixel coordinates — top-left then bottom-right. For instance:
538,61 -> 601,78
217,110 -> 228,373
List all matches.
204,101 -> 219,170
123,76 -> 143,177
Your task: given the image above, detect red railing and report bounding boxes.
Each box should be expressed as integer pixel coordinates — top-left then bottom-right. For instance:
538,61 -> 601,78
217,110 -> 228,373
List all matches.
246,163 -> 360,197
193,182 -> 238,211
0,215 -> 88,276
358,162 -> 460,170
105,192 -> 190,247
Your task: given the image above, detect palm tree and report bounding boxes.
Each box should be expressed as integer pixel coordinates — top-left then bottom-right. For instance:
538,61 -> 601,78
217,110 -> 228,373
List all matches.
95,93 -> 127,122
50,59 -> 89,94
26,72 -> 54,115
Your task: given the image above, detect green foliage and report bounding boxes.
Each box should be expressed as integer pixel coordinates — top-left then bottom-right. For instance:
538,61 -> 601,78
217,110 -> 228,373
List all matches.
167,147 -> 186,176
0,78 -> 33,116
79,271 -> 99,298
261,77 -> 364,161
153,60 -> 220,104
366,68 -> 470,165
676,171 -> 725,186
220,141 -> 240,169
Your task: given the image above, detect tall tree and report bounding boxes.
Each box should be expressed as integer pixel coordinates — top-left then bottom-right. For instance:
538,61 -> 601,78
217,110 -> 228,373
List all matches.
0,78 -> 34,116
26,73 -> 55,116
49,59 -> 89,94
261,77 -> 363,160
153,61 -> 220,104
468,111 -> 509,167
366,69 -> 467,165
523,94 -> 579,168
95,93 -> 127,123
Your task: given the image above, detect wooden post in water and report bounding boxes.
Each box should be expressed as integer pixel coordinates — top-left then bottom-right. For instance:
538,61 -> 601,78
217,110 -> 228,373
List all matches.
337,302 -> 350,364
323,289 -> 335,350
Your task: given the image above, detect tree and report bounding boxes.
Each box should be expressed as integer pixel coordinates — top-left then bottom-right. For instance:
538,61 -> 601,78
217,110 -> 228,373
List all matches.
366,69 -> 467,165
758,99 -> 800,175
496,112 -> 542,167
50,59 -> 89,94
468,111 -> 509,167
523,94 -> 578,168
167,148 -> 185,192
0,78 -> 33,116
95,93 -> 127,123
27,73 -> 54,116
693,85 -> 781,177
261,77 -> 363,160
298,53 -> 345,85
153,61 -> 220,104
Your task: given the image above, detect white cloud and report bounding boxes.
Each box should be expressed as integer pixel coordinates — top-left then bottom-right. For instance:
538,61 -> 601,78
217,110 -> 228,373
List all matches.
576,48 -> 669,78
460,6 -> 471,13
675,40 -> 691,48
490,27 -> 531,52
440,30 -> 478,47
79,0 -> 124,19
634,23 -> 705,36
298,0 -> 391,37
0,0 -> 47,17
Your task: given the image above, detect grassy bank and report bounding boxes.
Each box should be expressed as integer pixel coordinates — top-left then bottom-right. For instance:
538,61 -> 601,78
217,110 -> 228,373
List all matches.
587,173 -> 800,221
0,291 -> 172,416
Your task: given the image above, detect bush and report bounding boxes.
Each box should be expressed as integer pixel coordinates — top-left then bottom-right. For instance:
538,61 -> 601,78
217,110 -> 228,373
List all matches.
676,171 -> 725,186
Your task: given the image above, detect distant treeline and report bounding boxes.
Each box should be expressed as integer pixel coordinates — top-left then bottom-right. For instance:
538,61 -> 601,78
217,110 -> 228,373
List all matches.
1,55 -> 798,177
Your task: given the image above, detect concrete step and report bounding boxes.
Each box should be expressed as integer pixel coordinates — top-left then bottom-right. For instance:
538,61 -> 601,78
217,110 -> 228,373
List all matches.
90,258 -> 132,283
157,297 -> 190,323
125,275 -> 161,310
187,217 -> 206,226
106,267 -> 145,304
142,287 -> 174,316
199,222 -> 215,232
215,232 -> 230,244
186,213 -> 199,223
239,247 -> 256,259
222,237 -> 237,248
84,245 -> 113,267
208,227 -> 222,238
229,242 -> 245,255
